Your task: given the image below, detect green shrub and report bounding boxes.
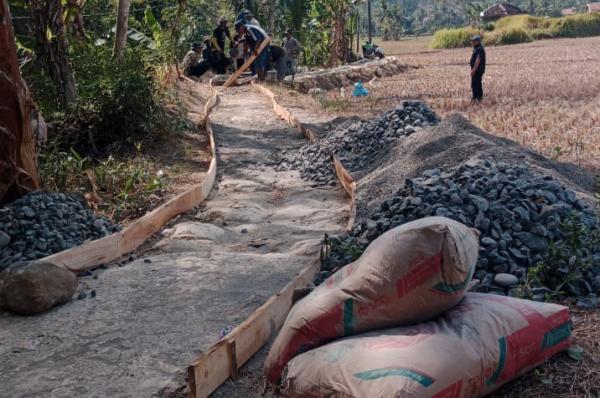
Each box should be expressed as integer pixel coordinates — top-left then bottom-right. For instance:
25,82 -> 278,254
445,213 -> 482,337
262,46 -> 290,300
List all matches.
64,44 -> 166,154
556,13 -> 600,37
431,13 -> 600,48
487,27 -> 533,45
430,27 -> 480,49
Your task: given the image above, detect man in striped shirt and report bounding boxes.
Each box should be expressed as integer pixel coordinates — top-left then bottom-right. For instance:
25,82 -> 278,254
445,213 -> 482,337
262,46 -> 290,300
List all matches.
235,20 -> 270,82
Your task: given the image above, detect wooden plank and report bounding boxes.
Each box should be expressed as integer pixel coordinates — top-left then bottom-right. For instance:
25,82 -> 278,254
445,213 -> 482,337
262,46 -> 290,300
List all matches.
187,258 -> 320,398
332,155 -> 357,230
42,86 -> 220,274
253,83 -> 318,143
332,155 -> 356,199
253,83 -> 355,228
224,38 -> 271,88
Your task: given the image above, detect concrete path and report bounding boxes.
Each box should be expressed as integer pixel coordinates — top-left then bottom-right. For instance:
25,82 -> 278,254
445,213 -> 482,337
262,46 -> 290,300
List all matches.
0,87 -> 348,397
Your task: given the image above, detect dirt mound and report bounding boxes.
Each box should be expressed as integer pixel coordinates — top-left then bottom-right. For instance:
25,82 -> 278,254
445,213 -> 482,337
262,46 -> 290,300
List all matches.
356,114 -> 597,220
287,57 -> 414,92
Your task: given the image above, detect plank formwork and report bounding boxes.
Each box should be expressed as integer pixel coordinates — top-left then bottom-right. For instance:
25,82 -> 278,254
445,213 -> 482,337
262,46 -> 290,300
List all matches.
41,85 -> 220,274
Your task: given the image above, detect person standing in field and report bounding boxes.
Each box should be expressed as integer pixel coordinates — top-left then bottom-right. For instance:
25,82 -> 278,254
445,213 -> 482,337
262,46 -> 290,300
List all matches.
235,20 -> 270,82
282,28 -> 301,80
470,35 -> 486,103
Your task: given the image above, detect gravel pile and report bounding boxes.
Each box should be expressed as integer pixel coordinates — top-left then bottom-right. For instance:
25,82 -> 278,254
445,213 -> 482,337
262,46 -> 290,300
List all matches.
275,101 -> 439,185
0,192 -> 120,271
324,159 -> 600,303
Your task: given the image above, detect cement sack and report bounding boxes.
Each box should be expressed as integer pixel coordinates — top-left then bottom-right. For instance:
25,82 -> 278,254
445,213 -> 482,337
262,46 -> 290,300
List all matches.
265,217 -> 479,382
283,293 -> 571,398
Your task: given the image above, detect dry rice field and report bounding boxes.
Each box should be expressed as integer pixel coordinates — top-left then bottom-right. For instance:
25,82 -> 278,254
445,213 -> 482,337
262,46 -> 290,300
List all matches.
294,36 -> 600,176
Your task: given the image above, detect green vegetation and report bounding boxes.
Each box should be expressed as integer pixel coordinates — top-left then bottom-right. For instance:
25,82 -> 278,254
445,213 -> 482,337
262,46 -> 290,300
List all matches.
521,212 -> 600,300
431,13 -> 600,49
430,27 -> 480,49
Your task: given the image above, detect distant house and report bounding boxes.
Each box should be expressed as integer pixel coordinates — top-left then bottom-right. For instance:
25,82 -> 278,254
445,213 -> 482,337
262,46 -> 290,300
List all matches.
561,7 -> 577,16
587,2 -> 600,12
480,3 -> 527,22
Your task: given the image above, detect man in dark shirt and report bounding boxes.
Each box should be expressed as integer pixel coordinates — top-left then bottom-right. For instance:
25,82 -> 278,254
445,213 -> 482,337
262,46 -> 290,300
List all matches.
469,35 -> 486,103
211,16 -> 233,74
269,45 -> 286,81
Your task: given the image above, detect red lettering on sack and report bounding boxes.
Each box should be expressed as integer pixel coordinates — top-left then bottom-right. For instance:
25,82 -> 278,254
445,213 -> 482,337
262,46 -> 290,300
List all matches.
396,252 -> 443,298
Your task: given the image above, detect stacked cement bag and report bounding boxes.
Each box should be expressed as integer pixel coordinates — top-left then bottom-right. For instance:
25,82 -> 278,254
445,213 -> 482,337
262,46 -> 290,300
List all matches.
282,293 -> 571,397
265,217 -> 480,383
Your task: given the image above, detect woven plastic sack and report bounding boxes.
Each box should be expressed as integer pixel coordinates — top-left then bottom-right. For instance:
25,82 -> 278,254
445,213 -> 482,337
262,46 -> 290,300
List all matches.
265,217 -> 479,382
283,293 -> 571,397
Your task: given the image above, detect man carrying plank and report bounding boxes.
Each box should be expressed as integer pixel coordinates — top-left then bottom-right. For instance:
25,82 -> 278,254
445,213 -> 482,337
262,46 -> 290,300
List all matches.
235,20 -> 270,82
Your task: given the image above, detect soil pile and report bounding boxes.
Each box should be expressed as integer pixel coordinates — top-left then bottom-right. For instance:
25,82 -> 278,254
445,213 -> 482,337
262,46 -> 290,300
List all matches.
287,57 -> 413,92
324,115 -> 600,303
275,101 -> 439,185
0,192 -> 120,271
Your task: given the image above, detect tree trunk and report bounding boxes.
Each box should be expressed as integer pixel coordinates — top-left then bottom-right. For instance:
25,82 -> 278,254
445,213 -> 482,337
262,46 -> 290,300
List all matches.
113,0 -> 130,57
0,0 -> 40,205
329,12 -> 347,66
268,0 -> 276,33
30,0 -> 78,107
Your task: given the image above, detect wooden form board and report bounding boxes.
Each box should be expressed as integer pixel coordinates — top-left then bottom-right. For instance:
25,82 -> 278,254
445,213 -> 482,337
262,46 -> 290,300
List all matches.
253,83 -> 318,142
42,86 -> 220,274
224,38 -> 271,88
332,155 -> 357,230
187,258 -> 320,398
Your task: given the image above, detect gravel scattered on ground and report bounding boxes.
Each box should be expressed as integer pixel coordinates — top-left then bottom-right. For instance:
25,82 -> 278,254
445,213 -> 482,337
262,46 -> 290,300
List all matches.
274,101 -> 439,185
0,192 -> 120,271
323,158 -> 600,304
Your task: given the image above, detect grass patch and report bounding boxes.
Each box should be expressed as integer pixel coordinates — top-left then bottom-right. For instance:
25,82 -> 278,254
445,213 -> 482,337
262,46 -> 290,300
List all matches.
431,13 -> 600,48
430,27 -> 480,49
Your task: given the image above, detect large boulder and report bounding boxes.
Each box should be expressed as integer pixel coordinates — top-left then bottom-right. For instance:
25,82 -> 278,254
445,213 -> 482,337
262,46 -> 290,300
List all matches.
0,260 -> 77,315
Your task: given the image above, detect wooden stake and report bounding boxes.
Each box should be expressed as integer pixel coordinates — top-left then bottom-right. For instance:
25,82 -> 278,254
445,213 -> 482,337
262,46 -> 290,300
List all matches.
224,37 -> 271,88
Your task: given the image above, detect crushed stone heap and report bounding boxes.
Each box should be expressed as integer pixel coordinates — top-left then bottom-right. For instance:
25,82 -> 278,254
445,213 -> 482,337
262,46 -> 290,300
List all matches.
324,159 -> 600,303
0,192 -> 120,271
275,101 -> 439,185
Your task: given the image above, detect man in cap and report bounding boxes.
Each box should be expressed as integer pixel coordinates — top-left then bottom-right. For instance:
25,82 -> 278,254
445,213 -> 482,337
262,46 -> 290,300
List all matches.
282,28 -> 301,80
182,43 -> 211,78
235,20 -> 270,82
237,9 -> 261,26
470,35 -> 486,103
211,16 -> 233,74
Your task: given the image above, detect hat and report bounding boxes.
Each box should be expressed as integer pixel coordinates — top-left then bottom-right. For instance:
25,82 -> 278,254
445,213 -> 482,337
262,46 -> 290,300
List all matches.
192,42 -> 202,49
471,35 -> 482,41
218,16 -> 228,24
202,36 -> 211,43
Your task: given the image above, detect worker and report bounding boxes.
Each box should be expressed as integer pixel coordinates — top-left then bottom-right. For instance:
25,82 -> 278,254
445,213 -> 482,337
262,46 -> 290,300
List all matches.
211,16 -> 233,74
235,20 -> 270,82
182,43 -> 211,78
470,35 -> 486,103
237,9 -> 260,26
269,44 -> 287,81
282,28 -> 301,80
231,31 -> 246,70
362,41 -> 384,59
